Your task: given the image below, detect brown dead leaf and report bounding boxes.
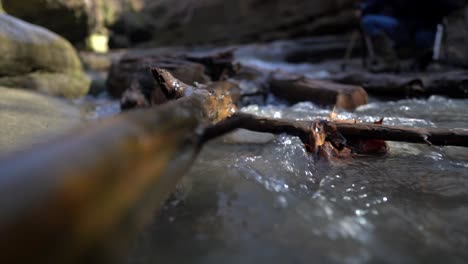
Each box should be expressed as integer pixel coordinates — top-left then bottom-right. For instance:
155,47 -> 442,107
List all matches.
306,118 -> 389,159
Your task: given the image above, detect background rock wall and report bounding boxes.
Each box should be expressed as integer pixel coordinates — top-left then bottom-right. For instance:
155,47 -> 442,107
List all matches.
123,0 -> 357,46
3,0 -> 357,47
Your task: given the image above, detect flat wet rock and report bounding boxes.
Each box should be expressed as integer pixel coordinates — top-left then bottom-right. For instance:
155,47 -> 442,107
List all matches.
0,87 -> 82,154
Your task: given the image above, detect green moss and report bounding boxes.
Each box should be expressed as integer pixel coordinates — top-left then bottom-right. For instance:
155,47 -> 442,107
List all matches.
0,71 -> 90,99
0,14 -> 90,98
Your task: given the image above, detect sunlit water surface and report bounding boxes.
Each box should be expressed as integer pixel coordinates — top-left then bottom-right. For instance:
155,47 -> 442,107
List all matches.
120,93 -> 468,264
76,53 -> 468,264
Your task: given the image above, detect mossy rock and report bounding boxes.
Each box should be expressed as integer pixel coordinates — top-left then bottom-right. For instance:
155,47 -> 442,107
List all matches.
0,72 -> 90,98
0,14 -> 90,98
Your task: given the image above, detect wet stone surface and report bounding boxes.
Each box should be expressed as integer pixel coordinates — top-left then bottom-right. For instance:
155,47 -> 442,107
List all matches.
0,87 -> 82,155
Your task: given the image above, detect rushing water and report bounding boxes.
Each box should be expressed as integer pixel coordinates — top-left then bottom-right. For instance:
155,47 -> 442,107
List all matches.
125,95 -> 468,264
91,49 -> 468,263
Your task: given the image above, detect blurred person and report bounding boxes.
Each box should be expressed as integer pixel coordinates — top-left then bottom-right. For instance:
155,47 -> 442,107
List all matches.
360,0 -> 464,72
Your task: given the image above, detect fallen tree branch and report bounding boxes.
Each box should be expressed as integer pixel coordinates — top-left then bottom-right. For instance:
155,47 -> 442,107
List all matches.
0,68 -> 238,264
201,113 -> 468,148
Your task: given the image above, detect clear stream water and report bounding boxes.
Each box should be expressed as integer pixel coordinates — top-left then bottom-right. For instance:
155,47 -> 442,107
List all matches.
84,52 -> 468,264
126,96 -> 468,264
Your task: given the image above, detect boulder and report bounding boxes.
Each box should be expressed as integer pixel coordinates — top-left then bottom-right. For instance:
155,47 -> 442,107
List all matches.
0,13 -> 90,98
0,87 -> 82,154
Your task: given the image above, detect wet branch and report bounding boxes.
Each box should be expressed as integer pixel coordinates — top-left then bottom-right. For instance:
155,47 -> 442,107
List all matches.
201,113 -> 310,144
201,113 -> 468,148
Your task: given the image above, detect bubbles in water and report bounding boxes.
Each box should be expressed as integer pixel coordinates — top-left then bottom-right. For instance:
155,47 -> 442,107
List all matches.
399,105 -> 411,111
359,194 -> 368,199
424,151 -> 444,161
355,209 -> 365,216
241,104 -> 285,119
275,195 -> 288,209
326,216 -> 373,243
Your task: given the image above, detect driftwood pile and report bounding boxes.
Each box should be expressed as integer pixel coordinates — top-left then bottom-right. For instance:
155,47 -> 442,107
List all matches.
108,49 -> 370,111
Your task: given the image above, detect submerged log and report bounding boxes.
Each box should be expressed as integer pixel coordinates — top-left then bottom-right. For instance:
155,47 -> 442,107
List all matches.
330,70 -> 468,99
0,69 -> 236,264
268,72 -> 368,110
